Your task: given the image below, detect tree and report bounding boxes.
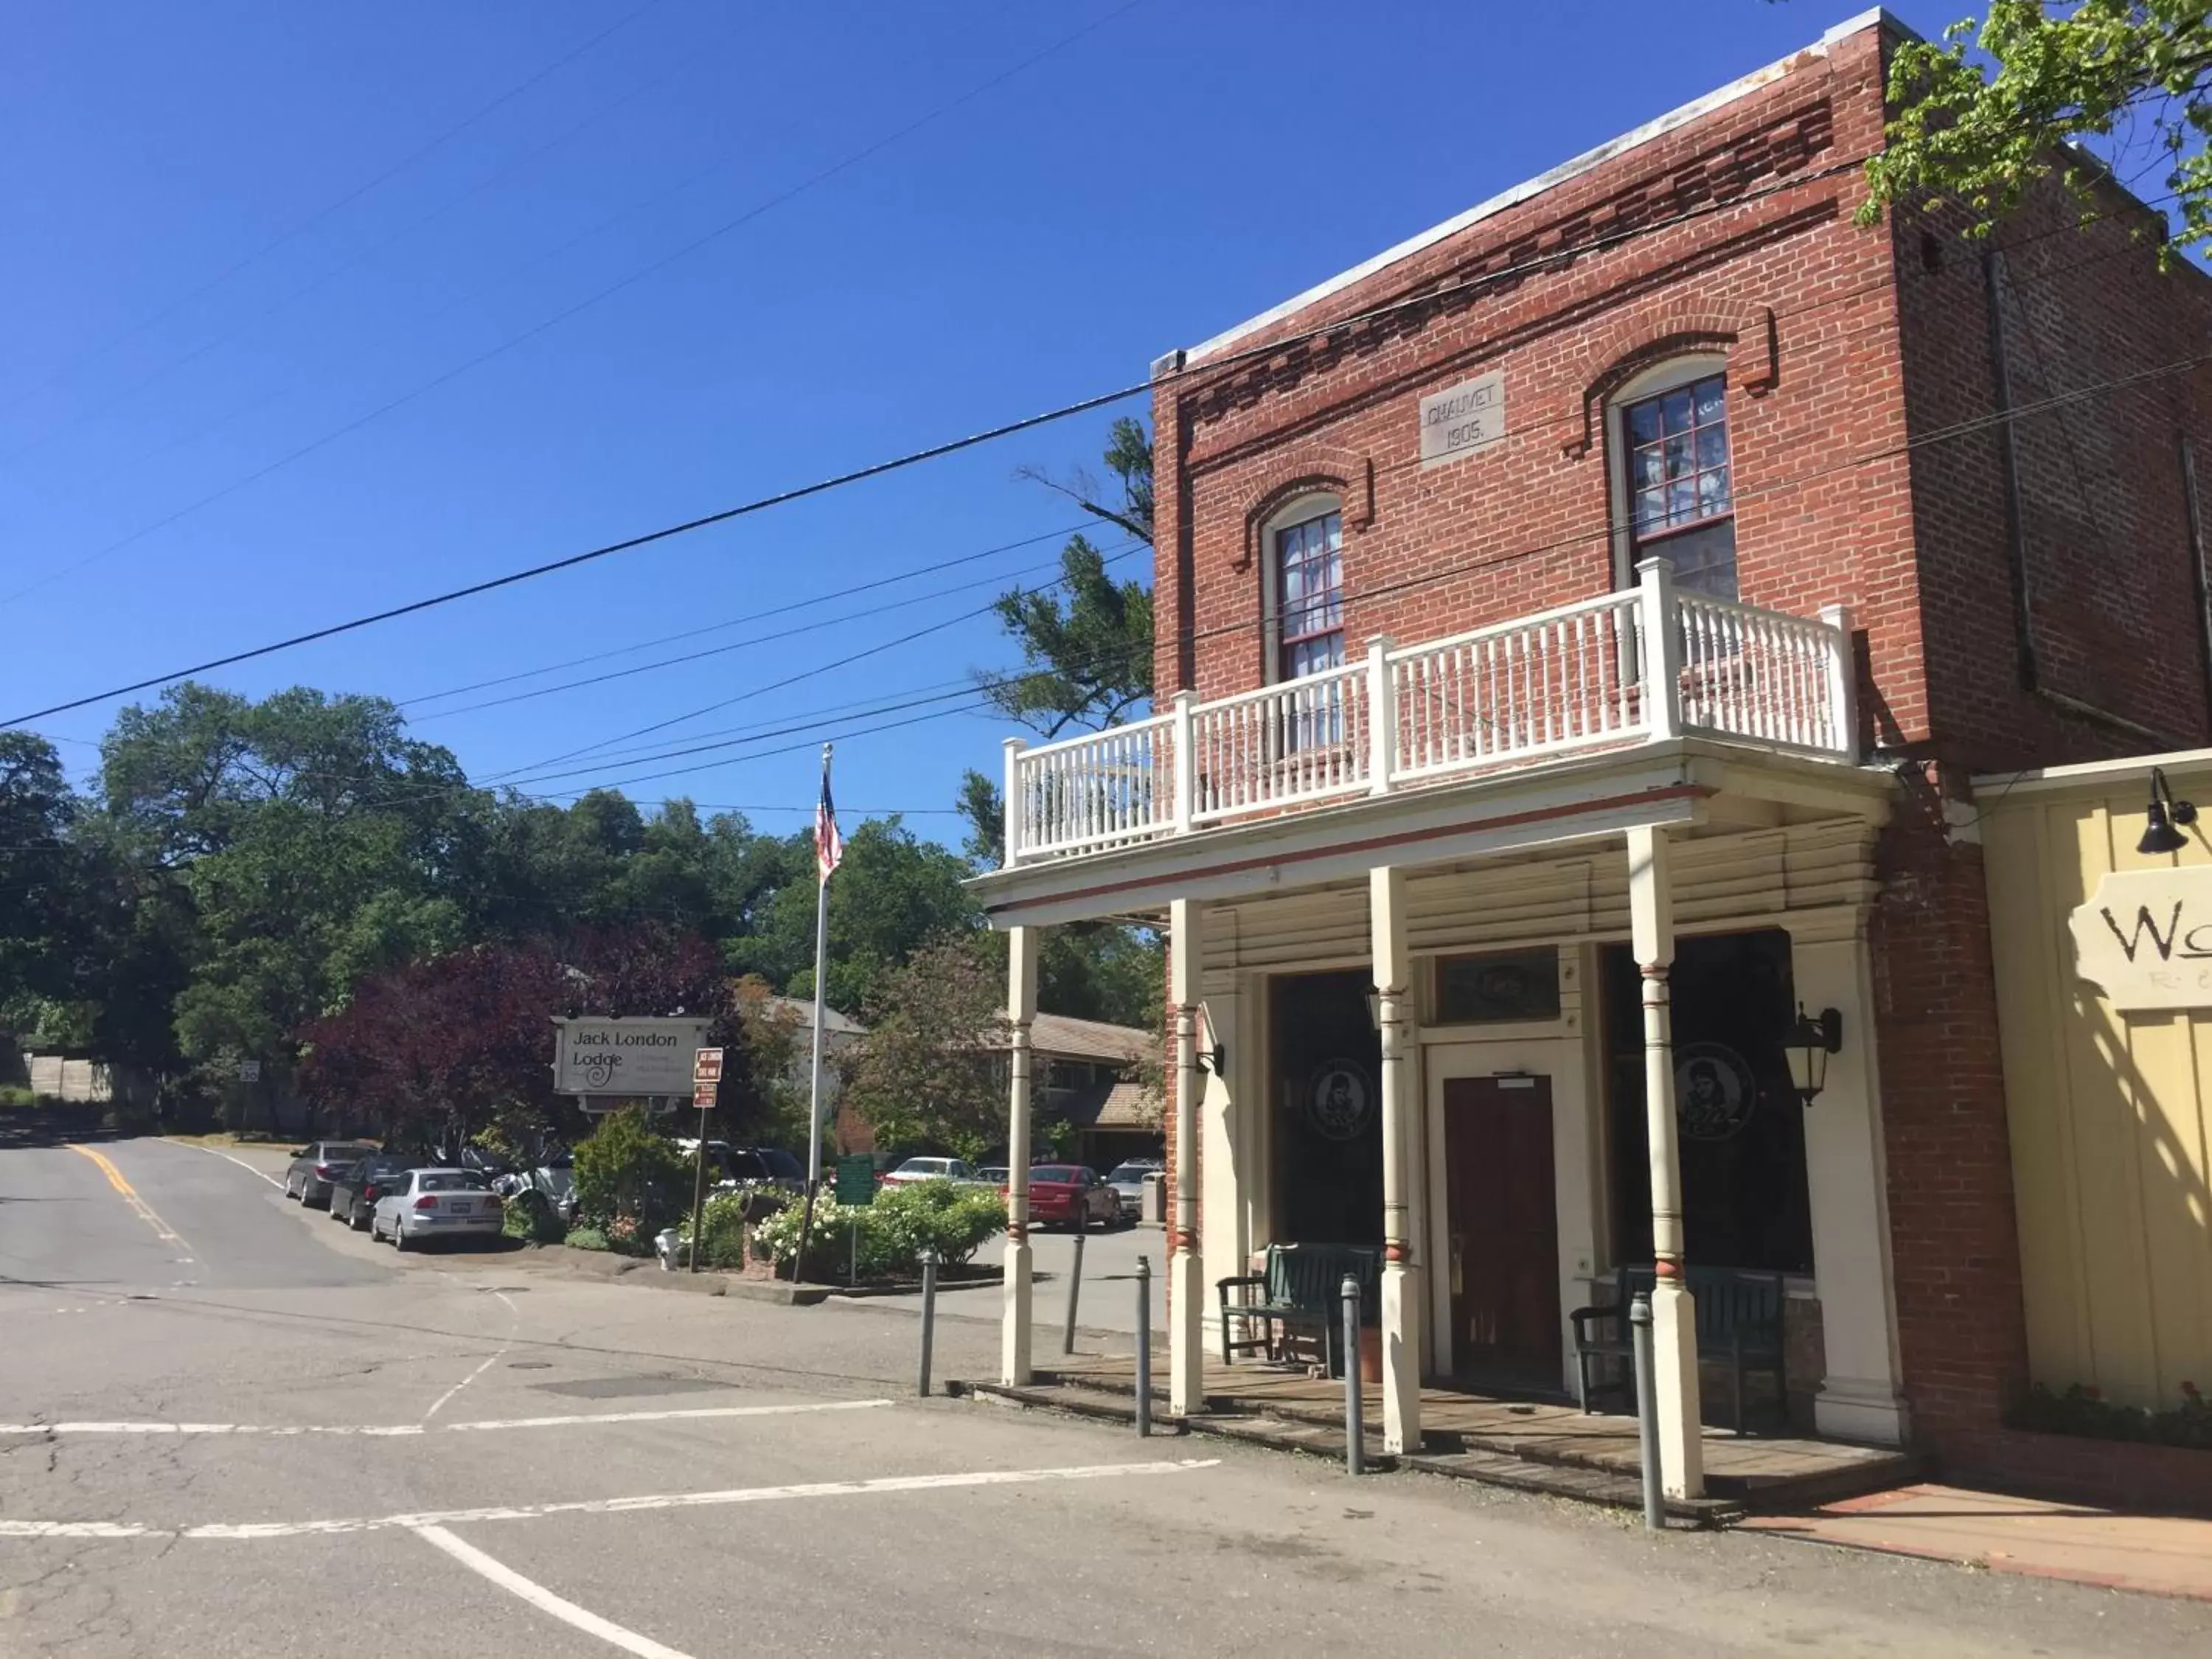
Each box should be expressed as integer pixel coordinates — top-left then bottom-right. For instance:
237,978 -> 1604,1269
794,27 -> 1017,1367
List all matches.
297,926 -> 761,1145
954,420 -> 1167,1032
1863,4 -> 2212,257
841,934 -> 1009,1161
0,733 -> 84,1029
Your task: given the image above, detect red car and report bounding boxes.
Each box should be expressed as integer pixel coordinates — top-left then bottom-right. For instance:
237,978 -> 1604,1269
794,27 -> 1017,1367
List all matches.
1013,1164 -> 1121,1231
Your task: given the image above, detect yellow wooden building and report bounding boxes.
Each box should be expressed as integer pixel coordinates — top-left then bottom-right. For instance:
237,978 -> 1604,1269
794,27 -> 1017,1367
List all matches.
1980,751 -> 2212,1413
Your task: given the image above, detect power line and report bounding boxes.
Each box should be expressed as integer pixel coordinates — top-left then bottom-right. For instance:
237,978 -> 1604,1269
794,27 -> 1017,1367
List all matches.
10,145 -> 2184,731
0,0 -> 757,482
0,0 -> 669,422
400,522 -> 1096,717
1,0 -> 1147,608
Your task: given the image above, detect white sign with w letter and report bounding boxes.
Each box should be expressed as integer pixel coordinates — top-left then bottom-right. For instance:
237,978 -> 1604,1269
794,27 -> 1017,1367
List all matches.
2070,867 -> 2212,1011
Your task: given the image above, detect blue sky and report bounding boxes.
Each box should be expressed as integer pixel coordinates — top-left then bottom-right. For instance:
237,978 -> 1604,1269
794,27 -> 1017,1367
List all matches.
0,1 -> 1966,841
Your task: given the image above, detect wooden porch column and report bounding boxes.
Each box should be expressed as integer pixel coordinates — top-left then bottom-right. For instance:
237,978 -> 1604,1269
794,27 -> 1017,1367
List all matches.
1168,902 -> 1203,1407
1627,825 -> 1704,1498
1371,865 -> 1423,1454
1168,898 -> 1206,1414
1001,925 -> 1038,1387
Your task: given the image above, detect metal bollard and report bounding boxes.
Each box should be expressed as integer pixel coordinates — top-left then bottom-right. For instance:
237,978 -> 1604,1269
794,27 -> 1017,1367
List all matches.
917,1248 -> 939,1398
1341,1274 -> 1365,1476
1133,1255 -> 1152,1438
1630,1291 -> 1663,1531
1062,1231 -> 1085,1356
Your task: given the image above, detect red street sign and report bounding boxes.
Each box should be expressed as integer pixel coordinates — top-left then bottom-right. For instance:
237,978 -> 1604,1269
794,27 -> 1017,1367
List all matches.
693,1082 -> 717,1110
692,1046 -> 724,1085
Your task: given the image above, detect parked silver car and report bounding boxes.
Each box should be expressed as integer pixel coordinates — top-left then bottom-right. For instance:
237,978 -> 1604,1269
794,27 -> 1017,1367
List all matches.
369,1169 -> 501,1251
1103,1158 -> 1163,1219
282,1142 -> 375,1208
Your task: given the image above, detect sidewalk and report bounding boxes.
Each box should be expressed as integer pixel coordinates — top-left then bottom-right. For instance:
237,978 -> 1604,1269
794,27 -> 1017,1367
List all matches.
1741,1484 -> 2212,1601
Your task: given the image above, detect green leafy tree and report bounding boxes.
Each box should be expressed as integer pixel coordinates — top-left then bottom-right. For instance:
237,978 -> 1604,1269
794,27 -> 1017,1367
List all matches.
956,420 -> 1166,1032
841,933 -> 1009,1161
571,1105 -> 691,1239
1864,4 -> 2212,257
0,733 -> 85,1032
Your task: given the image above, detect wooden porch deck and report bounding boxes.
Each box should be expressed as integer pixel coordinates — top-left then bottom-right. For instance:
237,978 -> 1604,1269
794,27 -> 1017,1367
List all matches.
1042,1353 -> 1919,1506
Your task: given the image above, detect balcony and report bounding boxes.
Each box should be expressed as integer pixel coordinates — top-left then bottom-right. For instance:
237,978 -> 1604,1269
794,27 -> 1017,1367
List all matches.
1000,560 -> 1857,867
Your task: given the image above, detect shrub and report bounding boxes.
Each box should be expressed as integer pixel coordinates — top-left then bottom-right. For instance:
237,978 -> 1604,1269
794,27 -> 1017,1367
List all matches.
564,1225 -> 610,1252
868,1180 -> 1006,1269
678,1186 -> 784,1269
750,1179 -> 1006,1278
2010,1380 -> 2212,1451
0,1084 -> 35,1108
502,1190 -> 566,1245
571,1107 -> 689,1239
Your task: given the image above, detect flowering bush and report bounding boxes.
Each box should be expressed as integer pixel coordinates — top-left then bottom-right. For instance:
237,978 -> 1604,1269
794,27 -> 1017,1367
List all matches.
676,1186 -> 785,1269
748,1179 -> 1006,1277
565,1225 -> 610,1252
604,1214 -> 647,1256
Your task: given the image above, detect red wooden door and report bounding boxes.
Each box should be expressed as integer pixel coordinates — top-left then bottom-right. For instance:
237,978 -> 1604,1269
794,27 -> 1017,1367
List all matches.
1444,1075 -> 1562,1387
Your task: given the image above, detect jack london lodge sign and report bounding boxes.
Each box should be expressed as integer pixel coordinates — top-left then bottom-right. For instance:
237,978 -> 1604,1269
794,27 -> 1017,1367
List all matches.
2069,868 -> 2212,1011
551,1016 -> 713,1096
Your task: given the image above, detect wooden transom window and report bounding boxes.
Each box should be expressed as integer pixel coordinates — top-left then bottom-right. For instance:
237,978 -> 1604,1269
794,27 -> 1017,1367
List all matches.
1624,373 -> 1736,600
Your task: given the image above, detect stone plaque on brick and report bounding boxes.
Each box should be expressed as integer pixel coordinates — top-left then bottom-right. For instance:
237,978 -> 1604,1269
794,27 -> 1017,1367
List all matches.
1419,370 -> 1506,465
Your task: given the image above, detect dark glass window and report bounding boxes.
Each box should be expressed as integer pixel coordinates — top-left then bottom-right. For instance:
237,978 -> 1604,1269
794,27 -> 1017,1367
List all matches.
1600,929 -> 1812,1274
1434,947 -> 1562,1024
1623,374 -> 1736,600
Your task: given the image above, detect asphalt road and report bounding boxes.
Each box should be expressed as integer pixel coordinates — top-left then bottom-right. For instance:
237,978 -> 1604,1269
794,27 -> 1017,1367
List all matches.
3,1127 -> 2205,1658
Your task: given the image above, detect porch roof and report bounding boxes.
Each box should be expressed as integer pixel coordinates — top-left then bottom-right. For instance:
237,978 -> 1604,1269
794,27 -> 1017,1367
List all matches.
972,735 -> 1894,930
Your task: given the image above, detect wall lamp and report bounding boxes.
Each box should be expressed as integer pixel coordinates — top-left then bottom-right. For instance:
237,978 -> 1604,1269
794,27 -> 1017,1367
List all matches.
1785,1004 -> 1844,1107
2138,766 -> 2199,856
1194,1001 -> 1227,1077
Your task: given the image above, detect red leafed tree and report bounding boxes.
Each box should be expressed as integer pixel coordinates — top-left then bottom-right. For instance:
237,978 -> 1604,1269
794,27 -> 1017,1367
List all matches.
299,927 -> 754,1145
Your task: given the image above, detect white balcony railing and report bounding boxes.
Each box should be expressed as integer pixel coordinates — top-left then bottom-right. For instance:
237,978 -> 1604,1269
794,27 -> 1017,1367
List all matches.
1001,558 -> 1858,866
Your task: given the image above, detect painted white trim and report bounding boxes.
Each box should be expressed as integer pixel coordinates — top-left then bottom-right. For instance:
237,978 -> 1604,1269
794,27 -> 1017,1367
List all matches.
1181,13 -> 1897,367
1972,745 -> 2212,799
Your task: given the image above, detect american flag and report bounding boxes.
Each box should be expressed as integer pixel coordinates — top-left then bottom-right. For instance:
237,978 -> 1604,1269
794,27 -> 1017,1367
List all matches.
814,754 -> 843,883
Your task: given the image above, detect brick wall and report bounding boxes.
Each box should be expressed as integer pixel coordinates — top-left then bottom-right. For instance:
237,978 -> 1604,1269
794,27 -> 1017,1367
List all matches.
1144,16 -> 2212,1496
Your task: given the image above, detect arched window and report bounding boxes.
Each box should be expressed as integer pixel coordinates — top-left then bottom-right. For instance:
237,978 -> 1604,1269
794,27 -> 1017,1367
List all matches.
1607,357 -> 1736,600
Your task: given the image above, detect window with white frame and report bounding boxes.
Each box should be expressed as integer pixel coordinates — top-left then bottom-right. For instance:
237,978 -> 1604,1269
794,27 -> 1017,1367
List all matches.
1265,495 -> 1346,749
1612,364 -> 1737,601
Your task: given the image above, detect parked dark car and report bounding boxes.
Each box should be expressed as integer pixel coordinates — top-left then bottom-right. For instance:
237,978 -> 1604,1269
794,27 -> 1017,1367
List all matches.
327,1152 -> 418,1231
283,1142 -> 376,1208
1018,1164 -> 1120,1231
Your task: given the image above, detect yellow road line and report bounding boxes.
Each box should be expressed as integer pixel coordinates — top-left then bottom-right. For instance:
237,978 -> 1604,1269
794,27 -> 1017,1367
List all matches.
67,1144 -> 192,1255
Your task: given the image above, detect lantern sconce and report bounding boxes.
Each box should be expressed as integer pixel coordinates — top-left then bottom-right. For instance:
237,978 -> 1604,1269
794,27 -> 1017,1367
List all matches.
1194,1001 -> 1227,1077
1785,1004 -> 1844,1107
1364,986 -> 1382,1032
2138,765 -> 2199,856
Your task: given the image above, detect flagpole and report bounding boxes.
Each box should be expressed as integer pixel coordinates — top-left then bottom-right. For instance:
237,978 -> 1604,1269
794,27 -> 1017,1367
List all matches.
806,743 -> 832,1188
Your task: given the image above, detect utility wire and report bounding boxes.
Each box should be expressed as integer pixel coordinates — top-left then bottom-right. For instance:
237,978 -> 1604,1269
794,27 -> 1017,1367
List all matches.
0,0 -> 755,479
1,0 -> 1147,606
10,148 -> 2185,730
0,0 -> 669,422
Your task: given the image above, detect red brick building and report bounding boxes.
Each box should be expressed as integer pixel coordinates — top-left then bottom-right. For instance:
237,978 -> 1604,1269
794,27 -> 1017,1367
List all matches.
974,10 -> 2212,1508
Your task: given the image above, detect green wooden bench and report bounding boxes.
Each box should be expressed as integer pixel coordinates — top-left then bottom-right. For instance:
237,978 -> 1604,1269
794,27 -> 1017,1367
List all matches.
1217,1243 -> 1382,1377
1569,1264 -> 1788,1433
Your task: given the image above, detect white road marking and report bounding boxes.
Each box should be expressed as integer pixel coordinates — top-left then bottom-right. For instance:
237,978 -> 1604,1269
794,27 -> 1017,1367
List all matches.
0,1457 -> 1217,1540
0,1398 -> 893,1438
422,1287 -> 517,1420
179,1142 -> 285,1189
415,1524 -> 695,1659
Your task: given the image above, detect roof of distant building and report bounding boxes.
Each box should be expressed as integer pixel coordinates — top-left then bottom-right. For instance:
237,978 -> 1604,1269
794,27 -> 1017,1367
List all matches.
760,995 -> 866,1037
1052,1079 -> 1162,1130
1028,1012 -> 1153,1065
